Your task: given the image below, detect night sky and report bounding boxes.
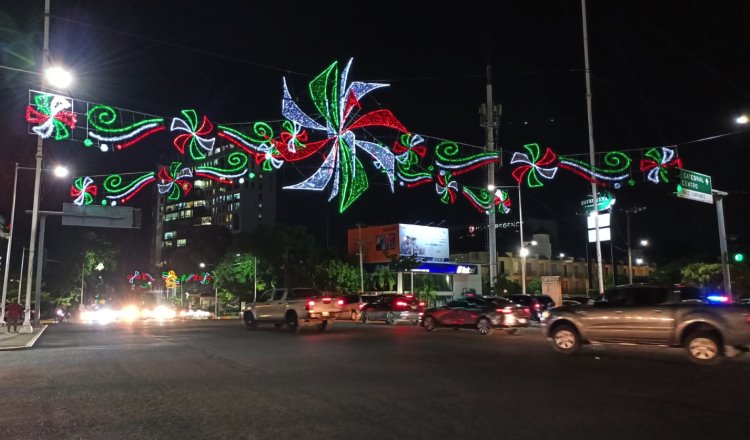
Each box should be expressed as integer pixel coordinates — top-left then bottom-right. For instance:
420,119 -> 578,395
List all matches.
1,0 -> 749,273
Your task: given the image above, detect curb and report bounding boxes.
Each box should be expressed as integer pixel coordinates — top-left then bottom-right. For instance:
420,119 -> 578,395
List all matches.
0,325 -> 48,351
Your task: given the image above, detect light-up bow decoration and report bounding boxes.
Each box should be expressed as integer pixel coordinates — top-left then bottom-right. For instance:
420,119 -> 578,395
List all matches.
25,93 -> 77,140
639,147 -> 682,183
512,143 -> 632,188
157,162 -> 194,201
162,270 -> 179,289
128,271 -> 155,289
70,176 -> 98,206
511,143 -> 558,188
278,58 -> 408,212
171,109 -> 216,160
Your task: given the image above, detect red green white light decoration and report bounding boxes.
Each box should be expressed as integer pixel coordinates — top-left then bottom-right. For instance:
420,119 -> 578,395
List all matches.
157,162 -> 193,201
171,109 -> 216,159
162,270 -> 179,288
25,93 -> 77,140
639,147 -> 682,183
103,172 -> 156,205
127,271 -> 155,289
70,176 -> 97,206
87,104 -> 165,151
511,143 -> 631,188
195,151 -> 249,184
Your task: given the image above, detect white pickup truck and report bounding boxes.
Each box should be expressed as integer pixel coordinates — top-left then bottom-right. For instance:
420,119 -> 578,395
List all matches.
242,287 -> 338,332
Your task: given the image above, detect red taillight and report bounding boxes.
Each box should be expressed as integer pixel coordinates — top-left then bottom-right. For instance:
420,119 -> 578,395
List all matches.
496,307 -> 513,314
418,301 -> 425,307
322,297 -> 331,303
534,303 -> 541,311
523,307 -> 531,316
305,300 -> 316,310
395,301 -> 408,308
746,315 -> 750,324
336,299 -> 344,307
405,294 -> 414,299
358,303 -> 366,310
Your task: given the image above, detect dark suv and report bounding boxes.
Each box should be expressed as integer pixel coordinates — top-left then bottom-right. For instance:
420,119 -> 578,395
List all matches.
504,294 -> 555,322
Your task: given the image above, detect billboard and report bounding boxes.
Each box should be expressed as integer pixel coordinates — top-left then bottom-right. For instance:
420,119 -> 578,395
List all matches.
347,224 -> 400,264
398,224 -> 449,262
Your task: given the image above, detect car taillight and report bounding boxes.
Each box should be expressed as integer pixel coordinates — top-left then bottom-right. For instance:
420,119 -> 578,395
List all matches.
322,297 -> 332,303
418,301 -> 425,307
523,307 -> 531,316
496,307 -> 513,314
534,303 -> 541,311
746,315 -> 750,324
305,300 -> 316,310
336,299 -> 344,307
395,301 -> 408,308
358,303 -> 366,310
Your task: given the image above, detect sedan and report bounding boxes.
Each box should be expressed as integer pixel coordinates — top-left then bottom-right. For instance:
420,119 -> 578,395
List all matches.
421,297 -> 531,335
360,294 -> 423,325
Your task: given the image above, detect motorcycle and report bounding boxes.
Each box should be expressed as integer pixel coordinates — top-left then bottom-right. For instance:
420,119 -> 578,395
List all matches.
55,308 -> 66,323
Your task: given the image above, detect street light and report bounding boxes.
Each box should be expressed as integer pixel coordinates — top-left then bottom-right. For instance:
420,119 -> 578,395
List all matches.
44,66 -> 73,89
635,258 -> 644,265
21,0 -> 73,333
520,240 -> 538,294
736,115 -> 748,124
1,163 -> 68,331
639,239 -> 649,247
624,206 -> 647,284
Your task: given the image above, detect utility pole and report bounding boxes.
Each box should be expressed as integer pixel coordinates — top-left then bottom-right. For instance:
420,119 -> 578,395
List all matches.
480,60 -> 500,294
581,0 -> 604,295
624,206 -> 646,284
713,190 -> 732,298
357,224 -> 365,293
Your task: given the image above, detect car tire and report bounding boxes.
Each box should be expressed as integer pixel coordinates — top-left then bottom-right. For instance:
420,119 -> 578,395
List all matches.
685,330 -> 723,365
476,318 -> 493,336
286,313 -> 299,333
361,312 -> 369,324
423,316 -> 436,332
551,324 -> 580,354
350,310 -> 359,321
243,312 -> 257,331
385,312 -> 396,326
505,329 -> 519,335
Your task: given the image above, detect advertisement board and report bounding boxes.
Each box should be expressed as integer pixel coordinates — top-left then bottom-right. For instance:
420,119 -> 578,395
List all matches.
398,224 -> 450,262
347,224 -> 400,264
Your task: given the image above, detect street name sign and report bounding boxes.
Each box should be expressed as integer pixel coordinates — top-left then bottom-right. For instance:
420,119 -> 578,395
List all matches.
677,169 -> 713,204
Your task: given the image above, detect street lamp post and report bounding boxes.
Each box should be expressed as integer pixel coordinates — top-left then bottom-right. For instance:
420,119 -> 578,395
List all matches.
0,164 -> 20,329
625,206 -> 647,284
520,240 -> 538,295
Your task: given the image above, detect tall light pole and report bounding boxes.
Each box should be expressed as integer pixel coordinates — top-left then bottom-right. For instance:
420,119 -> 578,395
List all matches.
357,224 -> 364,293
481,63 -> 500,294
0,163 -> 20,329
581,0 -> 604,296
520,240 -> 538,294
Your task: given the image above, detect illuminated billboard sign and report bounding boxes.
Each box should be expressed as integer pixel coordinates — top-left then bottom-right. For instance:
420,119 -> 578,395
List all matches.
398,224 -> 449,262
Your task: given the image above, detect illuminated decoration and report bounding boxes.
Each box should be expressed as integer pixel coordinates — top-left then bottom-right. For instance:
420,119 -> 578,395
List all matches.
216,123 -> 274,161
195,151 -> 249,184
495,189 -> 512,214
103,172 -> 156,205
70,176 -> 97,206
157,162 -> 194,201
434,141 -> 499,176
436,171 -> 458,204
162,270 -> 179,289
511,143 -> 631,188
25,93 -> 77,140
395,134 -> 432,188
639,147 -> 682,183
87,104 -> 165,151
178,272 -> 213,284
127,271 -> 155,289
171,109 -> 216,159
279,59 -> 407,212
462,187 -> 511,215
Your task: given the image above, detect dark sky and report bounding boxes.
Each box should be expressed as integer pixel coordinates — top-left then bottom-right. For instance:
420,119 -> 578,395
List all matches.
1,0 -> 750,271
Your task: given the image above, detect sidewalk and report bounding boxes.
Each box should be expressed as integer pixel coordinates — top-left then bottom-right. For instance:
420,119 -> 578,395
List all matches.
0,324 -> 48,350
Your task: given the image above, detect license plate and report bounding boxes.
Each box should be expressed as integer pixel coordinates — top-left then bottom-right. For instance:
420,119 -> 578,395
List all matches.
518,318 -> 527,323
322,312 -> 329,316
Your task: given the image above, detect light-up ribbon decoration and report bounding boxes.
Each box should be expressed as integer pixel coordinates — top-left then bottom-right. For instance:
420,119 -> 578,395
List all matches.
171,109 -> 216,159
70,176 -> 98,206
639,147 -> 682,184
157,163 -> 194,201
436,171 -> 459,204
511,143 -> 558,188
25,94 -> 77,140
162,270 -> 179,289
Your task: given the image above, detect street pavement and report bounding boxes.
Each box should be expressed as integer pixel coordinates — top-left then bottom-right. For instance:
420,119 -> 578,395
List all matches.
0,323 -> 48,350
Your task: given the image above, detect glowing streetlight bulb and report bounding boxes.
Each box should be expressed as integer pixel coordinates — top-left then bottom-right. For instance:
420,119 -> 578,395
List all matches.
520,248 -> 529,257
559,253 -> 566,258
736,115 -> 749,124
639,239 -> 649,247
44,66 -> 73,88
635,258 -> 644,265
199,262 -> 206,269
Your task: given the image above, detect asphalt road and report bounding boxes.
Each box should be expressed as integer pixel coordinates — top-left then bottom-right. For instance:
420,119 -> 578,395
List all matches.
1,319 -> 748,440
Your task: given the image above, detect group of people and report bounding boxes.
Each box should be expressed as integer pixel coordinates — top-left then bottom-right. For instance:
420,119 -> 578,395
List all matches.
4,301 -> 25,332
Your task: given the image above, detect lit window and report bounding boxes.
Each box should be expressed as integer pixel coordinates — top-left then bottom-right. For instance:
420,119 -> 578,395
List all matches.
201,216 -> 212,225
164,231 -> 176,240
164,241 -> 173,248
177,239 -> 187,247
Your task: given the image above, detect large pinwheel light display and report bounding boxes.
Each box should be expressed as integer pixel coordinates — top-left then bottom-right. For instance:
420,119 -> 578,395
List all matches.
27,59 -> 504,214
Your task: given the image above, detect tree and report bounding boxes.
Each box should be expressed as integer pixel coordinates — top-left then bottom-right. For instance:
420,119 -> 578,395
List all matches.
681,263 -> 723,290
491,273 -> 521,296
213,253 -> 261,302
369,266 -> 396,291
416,277 -> 437,308
526,277 -> 542,294
312,259 -> 360,293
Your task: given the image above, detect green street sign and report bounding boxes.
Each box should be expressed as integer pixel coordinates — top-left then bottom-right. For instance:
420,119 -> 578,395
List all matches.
676,169 -> 713,204
581,190 -> 615,213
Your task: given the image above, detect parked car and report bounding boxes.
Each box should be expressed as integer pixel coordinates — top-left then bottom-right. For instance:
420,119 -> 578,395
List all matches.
504,294 -> 546,322
421,296 -> 531,335
360,294 -> 423,325
335,294 -> 365,321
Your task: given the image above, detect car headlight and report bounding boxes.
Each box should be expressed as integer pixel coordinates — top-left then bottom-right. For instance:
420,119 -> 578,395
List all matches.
541,310 -> 551,320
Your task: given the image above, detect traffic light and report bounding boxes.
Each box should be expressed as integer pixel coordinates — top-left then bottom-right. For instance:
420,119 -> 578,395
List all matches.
665,167 -> 683,193
733,252 -> 745,263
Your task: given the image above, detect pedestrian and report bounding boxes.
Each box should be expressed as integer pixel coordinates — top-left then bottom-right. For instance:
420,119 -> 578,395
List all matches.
5,301 -> 24,333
